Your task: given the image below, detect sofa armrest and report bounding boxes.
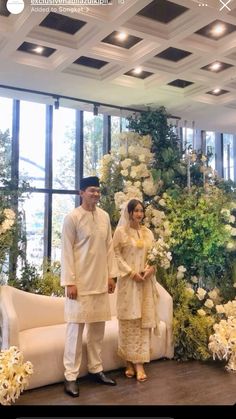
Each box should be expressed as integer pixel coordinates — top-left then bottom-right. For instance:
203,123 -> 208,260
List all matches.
0,285 -> 66,350
156,281 -> 174,358
0,285 -> 20,348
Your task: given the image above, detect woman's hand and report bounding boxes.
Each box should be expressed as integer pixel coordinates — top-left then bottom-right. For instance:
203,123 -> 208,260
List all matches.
142,265 -> 155,280
132,272 -> 144,282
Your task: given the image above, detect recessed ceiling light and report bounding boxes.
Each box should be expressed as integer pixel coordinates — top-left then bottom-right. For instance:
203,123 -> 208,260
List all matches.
133,67 -> 142,74
211,23 -> 226,37
212,88 -> 221,94
210,62 -> 221,71
34,46 -> 44,54
116,32 -> 127,41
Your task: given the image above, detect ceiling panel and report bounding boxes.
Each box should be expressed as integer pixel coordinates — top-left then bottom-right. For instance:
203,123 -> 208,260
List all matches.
0,0 -> 236,133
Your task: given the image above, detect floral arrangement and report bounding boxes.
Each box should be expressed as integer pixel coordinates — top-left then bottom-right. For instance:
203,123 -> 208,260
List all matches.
0,346 -> 33,405
98,119 -> 236,369
208,299 -> 236,372
146,237 -> 172,270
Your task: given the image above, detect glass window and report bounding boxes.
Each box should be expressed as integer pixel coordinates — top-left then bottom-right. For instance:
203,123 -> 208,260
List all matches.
111,116 -> 129,152
121,117 -> 129,132
0,97 -> 13,133
182,128 -> 193,152
0,97 -> 13,183
19,101 -> 46,188
84,111 -> 103,176
206,131 -> 216,170
53,107 -> 76,190
51,194 -> 76,262
111,116 -> 121,152
19,192 -> 45,267
223,133 -> 234,181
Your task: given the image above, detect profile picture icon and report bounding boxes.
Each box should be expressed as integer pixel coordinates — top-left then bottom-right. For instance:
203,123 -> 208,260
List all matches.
6,0 -> 25,15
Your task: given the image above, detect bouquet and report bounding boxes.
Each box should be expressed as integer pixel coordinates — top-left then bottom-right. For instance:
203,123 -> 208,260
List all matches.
146,238 -> 172,269
0,346 -> 33,405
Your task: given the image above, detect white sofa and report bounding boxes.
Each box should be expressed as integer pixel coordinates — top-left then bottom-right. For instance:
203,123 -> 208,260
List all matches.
0,284 -> 174,390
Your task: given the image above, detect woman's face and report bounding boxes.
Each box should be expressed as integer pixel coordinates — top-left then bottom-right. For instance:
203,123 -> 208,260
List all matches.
130,203 -> 144,224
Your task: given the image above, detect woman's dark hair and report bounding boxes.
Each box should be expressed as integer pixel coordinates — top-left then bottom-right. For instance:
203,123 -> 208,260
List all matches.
127,199 -> 145,216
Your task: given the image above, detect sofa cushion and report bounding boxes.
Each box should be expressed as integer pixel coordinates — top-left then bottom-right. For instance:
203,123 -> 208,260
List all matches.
19,317 -> 167,389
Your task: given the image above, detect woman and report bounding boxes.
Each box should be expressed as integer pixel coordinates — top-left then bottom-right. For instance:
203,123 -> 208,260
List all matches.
113,198 -> 159,382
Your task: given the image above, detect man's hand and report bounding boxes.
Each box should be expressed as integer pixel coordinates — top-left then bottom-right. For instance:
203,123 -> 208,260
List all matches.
66,285 -> 77,299
108,278 -> 116,293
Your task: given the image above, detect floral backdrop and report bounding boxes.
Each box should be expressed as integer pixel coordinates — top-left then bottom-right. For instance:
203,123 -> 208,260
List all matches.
0,108 -> 235,404
99,108 -> 236,372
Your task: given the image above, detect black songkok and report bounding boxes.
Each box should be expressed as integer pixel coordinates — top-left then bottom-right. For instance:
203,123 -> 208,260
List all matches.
80,176 -> 100,190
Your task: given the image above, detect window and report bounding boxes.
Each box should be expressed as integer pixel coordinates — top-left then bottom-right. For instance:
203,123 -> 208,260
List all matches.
206,131 -> 216,170
53,107 -> 76,190
19,192 -> 45,266
182,127 -> 193,152
0,97 -> 13,183
51,194 -> 76,261
223,133 -> 234,181
83,111 -> 103,176
19,101 -> 46,188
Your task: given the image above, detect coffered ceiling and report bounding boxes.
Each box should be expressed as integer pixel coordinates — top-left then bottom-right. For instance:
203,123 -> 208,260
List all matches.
1,0 -> 236,132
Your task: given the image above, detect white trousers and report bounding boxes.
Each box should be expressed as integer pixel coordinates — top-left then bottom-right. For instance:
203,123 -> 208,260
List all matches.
63,322 -> 105,381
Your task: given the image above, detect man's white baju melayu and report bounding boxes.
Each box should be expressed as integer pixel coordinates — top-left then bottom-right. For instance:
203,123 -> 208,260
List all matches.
61,206 -> 117,380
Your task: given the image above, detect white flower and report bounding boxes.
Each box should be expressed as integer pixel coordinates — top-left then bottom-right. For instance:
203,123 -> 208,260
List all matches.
121,169 -> 129,177
197,309 -> 206,316
120,158 -> 132,170
119,145 -> 127,156
230,227 -> 236,236
204,298 -> 214,309
146,238 -> 171,270
142,178 -> 158,196
221,208 -> 230,218
216,304 -> 225,314
177,265 -> 186,273
209,313 -> 236,371
158,199 -> 166,207
196,287 -> 207,300
229,215 -> 235,223
226,241 -> 235,250
190,275 -> 198,284
186,287 -> 194,297
0,346 -> 33,406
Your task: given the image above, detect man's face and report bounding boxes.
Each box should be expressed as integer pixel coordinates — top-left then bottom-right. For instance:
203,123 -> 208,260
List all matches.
80,186 -> 101,205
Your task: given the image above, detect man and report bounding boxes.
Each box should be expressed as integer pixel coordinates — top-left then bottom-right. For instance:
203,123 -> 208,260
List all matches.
61,175 -> 118,397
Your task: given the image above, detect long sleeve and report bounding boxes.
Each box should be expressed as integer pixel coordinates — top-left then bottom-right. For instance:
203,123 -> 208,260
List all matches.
60,214 -> 76,287
106,216 -> 119,278
113,227 -> 132,277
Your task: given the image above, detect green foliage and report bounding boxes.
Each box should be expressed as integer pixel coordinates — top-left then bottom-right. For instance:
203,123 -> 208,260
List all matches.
0,128 -> 11,180
173,310 -> 214,361
128,107 -> 186,189
99,157 -> 123,230
9,262 -> 39,292
159,268 -> 217,361
9,260 -> 64,296
165,186 -> 233,287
